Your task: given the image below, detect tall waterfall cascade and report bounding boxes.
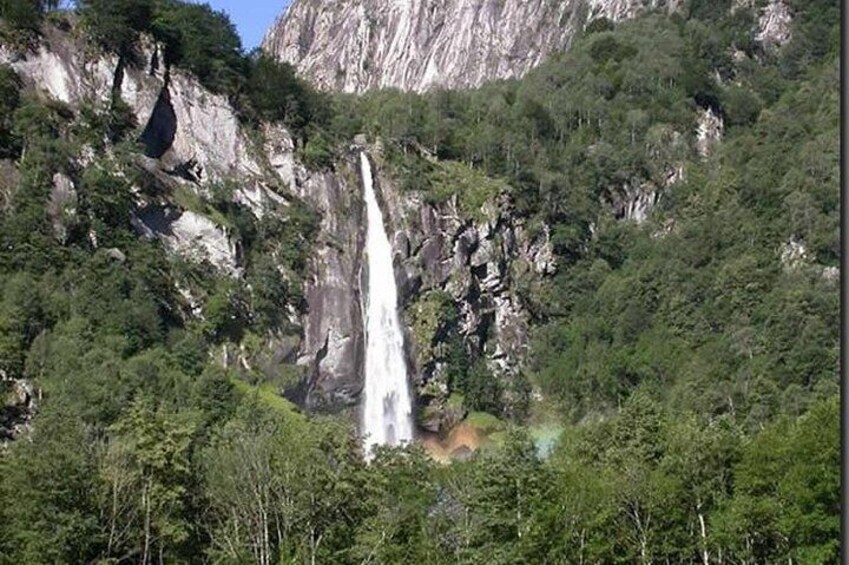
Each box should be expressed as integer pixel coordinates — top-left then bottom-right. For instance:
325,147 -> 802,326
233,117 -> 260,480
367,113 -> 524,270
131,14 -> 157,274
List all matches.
359,152 -> 414,454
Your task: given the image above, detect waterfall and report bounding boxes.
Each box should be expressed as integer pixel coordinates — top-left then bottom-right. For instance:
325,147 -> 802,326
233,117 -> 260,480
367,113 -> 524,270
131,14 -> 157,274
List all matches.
359,152 -> 414,455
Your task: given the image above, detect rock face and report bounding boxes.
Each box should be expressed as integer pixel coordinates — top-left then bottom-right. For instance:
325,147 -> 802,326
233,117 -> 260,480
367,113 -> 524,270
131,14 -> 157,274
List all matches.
1,27 -> 278,275
2,31 -> 264,183
48,172 -> 77,244
362,148 -> 555,428
755,0 -> 792,48
736,0 -> 792,49
263,0 -> 678,93
697,107 -> 724,158
133,208 -> 242,276
289,161 -> 367,411
1,377 -> 37,443
0,28 -> 332,399
277,140 -> 556,420
1,26 -> 369,415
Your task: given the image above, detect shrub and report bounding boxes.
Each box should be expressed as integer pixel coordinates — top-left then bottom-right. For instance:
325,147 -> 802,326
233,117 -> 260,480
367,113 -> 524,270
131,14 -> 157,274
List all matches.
244,55 -> 328,133
722,85 -> 762,127
151,0 -> 245,94
76,0 -> 155,57
0,0 -> 56,44
0,65 -> 22,158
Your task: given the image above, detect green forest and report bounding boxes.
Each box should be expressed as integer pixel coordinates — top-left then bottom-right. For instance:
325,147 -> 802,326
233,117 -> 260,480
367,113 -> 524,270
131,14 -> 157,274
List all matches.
0,0 -> 840,563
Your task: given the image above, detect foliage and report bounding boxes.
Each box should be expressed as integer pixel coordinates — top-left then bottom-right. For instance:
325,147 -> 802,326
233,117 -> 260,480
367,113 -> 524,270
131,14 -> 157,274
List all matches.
0,0 -> 58,45
0,65 -> 22,159
0,1 -> 839,562
244,54 -> 331,134
75,0 -> 156,58
455,359 -> 502,414
406,289 -> 456,365
298,128 -> 335,170
152,0 -> 245,94
423,160 -> 510,220
75,0 -> 326,141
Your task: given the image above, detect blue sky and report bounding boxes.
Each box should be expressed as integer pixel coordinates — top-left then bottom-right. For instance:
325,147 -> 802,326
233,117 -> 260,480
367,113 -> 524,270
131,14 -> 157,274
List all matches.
203,0 -> 291,50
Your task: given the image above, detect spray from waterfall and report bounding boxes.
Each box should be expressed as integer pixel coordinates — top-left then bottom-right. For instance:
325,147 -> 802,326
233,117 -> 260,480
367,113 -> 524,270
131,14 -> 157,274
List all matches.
359,152 -> 414,456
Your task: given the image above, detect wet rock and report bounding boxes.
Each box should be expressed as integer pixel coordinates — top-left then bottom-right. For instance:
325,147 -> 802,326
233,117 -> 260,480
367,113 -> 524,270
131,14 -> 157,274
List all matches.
368,159 -> 554,428
450,445 -> 474,461
290,161 -> 366,411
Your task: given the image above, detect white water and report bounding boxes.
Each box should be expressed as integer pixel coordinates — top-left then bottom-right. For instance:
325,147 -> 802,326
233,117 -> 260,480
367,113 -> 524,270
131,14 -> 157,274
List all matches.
359,152 -> 414,454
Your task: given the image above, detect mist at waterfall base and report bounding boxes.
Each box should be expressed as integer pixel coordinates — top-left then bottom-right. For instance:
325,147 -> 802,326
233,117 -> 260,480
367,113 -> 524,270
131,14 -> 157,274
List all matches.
359,153 -> 414,457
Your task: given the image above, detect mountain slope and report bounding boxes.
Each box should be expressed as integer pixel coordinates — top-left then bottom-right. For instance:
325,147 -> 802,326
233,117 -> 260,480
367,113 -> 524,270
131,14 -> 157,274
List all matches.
263,0 -> 679,93
0,1 -> 839,563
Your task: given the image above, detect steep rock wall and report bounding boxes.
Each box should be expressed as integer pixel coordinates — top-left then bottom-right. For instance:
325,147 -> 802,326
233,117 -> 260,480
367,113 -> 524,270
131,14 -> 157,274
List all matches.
272,141 -> 555,421
363,145 -> 555,428
2,27 -> 555,423
263,0 -> 678,93
0,28 -> 320,385
289,158 -> 366,411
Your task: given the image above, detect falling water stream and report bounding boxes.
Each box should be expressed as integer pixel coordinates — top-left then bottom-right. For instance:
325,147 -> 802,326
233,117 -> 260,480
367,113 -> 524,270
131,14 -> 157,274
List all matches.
359,152 -> 414,455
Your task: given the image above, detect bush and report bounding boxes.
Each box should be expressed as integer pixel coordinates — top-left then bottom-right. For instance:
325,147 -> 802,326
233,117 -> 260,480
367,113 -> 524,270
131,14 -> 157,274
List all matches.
721,85 -> 762,127
107,96 -> 138,143
76,0 -> 155,57
299,131 -> 335,170
0,0 -> 56,44
456,359 -> 502,414
78,166 -> 134,239
246,256 -> 289,333
151,0 -> 245,94
585,17 -> 614,34
0,65 -> 22,158
202,279 -> 249,342
588,35 -> 637,64
244,55 -> 328,133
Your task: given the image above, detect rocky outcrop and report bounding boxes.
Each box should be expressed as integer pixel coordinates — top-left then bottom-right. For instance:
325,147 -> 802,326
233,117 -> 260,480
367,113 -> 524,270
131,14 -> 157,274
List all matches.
1,377 -> 38,443
603,125 -> 687,224
264,0 -> 678,93
755,0 -> 792,48
2,29 -> 265,184
1,25 -> 316,271
779,237 -> 839,283
611,183 -> 660,224
697,107 -> 724,158
133,208 -> 242,276
1,24 -> 556,429
363,148 -> 555,428
48,172 -> 77,244
780,237 -> 809,271
0,28 -> 316,382
733,0 -> 792,49
289,160 -> 367,411
137,72 -> 265,183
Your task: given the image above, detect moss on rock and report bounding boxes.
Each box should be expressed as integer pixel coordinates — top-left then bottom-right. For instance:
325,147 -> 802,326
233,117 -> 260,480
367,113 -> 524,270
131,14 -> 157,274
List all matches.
406,289 -> 457,365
